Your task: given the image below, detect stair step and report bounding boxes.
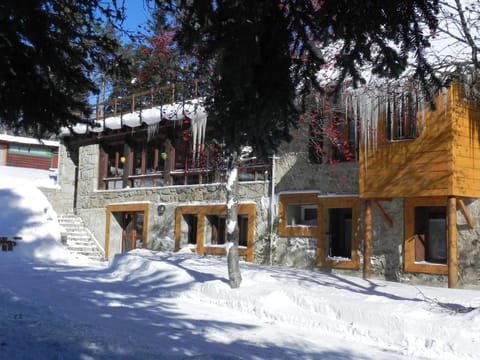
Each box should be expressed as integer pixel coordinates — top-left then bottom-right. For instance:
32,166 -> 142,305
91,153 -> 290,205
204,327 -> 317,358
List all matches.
59,212 -> 105,261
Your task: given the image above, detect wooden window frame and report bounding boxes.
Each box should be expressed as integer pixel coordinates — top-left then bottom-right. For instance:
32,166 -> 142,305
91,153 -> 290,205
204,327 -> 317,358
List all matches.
279,193 -> 360,269
105,203 -> 150,260
175,203 -> 256,262
278,193 -> 320,237
404,197 -> 448,274
316,197 -> 361,270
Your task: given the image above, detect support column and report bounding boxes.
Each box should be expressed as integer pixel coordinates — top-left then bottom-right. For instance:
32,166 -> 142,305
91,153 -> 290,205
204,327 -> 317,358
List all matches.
447,196 -> 458,288
363,200 -> 372,279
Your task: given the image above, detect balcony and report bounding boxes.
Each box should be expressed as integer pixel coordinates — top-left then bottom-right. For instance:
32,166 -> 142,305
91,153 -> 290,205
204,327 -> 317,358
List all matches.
359,83 -> 480,199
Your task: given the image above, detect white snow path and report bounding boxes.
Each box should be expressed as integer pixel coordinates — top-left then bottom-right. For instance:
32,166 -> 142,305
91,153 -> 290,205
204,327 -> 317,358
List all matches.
0,251 -> 479,360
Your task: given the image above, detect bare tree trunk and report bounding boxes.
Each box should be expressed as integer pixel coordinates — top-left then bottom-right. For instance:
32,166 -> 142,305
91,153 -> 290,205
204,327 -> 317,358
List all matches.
226,154 -> 242,289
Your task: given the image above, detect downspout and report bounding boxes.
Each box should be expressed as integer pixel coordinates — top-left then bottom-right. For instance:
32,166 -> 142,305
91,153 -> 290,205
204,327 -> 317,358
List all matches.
269,154 -> 277,266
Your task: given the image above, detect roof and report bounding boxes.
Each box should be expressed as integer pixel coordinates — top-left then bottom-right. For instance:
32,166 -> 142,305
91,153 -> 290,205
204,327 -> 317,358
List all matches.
0,134 -> 59,148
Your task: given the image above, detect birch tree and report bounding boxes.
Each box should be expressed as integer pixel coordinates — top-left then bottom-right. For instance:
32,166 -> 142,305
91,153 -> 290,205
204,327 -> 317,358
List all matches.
427,0 -> 480,96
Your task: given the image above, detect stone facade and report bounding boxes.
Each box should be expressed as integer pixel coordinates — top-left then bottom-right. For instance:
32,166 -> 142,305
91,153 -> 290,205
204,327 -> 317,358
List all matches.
43,139 -> 480,290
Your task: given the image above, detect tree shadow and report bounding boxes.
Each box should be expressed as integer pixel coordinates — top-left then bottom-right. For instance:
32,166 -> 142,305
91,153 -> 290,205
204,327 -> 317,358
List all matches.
0,188 -> 41,237
0,252 -> 407,360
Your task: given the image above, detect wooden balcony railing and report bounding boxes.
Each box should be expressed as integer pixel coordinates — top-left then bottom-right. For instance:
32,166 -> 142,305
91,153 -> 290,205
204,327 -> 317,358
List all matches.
90,79 -> 206,121
103,163 -> 270,190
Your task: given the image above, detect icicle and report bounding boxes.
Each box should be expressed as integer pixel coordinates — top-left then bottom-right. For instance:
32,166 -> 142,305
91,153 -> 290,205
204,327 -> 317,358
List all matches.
198,116 -> 207,155
191,118 -> 198,161
444,87 -> 448,122
147,122 -> 160,141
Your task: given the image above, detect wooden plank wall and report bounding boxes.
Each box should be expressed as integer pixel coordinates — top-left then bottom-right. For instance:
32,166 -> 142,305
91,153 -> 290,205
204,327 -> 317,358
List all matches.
7,153 -> 52,170
451,84 -> 480,197
359,85 -> 480,199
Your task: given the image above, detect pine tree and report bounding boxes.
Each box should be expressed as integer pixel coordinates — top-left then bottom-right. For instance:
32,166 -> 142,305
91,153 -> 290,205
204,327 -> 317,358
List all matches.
151,0 -> 441,288
0,0 -> 130,136
152,0 -> 441,157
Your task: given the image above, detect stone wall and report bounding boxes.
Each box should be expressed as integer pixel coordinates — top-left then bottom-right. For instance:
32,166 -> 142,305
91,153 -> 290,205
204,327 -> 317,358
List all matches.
275,152 -> 359,194
40,143 -> 76,215
49,140 -> 480,289
72,144 -> 272,253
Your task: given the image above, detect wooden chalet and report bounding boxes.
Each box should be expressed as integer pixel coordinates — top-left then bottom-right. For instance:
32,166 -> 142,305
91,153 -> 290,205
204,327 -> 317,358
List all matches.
360,83 -> 480,288
0,134 -> 59,170
50,80 -> 480,289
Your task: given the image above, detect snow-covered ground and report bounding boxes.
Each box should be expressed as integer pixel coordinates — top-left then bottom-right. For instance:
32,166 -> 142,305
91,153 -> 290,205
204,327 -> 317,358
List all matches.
0,182 -> 479,360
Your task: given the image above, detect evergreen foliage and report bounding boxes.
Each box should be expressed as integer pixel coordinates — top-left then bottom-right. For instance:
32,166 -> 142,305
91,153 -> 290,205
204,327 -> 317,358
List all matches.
0,0 -> 130,136
153,0 -> 441,158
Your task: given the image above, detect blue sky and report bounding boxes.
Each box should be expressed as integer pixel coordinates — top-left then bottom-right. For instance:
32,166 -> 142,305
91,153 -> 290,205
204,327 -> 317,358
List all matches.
122,0 -> 153,37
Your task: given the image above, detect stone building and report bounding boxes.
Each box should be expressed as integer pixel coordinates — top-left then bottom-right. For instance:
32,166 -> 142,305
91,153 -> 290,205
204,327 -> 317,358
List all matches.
46,82 -> 480,289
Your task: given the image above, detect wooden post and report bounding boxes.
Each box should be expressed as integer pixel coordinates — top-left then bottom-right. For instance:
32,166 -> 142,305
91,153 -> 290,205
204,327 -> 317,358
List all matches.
363,199 -> 372,279
447,196 -> 458,288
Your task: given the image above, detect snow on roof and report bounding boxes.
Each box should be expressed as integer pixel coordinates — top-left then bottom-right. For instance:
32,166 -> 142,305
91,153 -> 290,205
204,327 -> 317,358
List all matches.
61,98 -> 206,136
0,134 -> 59,148
61,98 -> 207,159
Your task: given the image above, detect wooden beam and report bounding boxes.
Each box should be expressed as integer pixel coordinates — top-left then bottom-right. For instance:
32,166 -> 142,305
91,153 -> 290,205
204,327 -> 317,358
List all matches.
363,200 -> 372,279
447,196 -> 458,288
372,200 -> 393,228
457,199 -> 475,229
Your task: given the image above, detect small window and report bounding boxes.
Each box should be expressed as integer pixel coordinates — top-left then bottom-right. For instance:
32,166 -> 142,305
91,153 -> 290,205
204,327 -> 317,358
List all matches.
278,193 -> 319,237
386,91 -> 418,141
206,215 -> 226,245
404,198 -> 448,275
414,207 -> 447,264
238,215 -> 249,247
205,215 -> 249,246
106,144 -> 125,177
184,214 -> 197,245
286,204 -> 318,227
175,204 -> 256,262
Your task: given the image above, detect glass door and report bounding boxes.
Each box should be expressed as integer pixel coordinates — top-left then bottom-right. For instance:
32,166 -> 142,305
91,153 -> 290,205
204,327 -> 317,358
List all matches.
122,212 -> 144,252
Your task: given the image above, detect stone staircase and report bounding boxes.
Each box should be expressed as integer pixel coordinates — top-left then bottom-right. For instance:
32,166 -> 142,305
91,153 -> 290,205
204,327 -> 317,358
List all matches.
58,212 -> 106,261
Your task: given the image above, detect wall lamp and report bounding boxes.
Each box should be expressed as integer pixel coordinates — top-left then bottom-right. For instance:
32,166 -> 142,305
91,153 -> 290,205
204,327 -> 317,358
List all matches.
157,204 -> 166,216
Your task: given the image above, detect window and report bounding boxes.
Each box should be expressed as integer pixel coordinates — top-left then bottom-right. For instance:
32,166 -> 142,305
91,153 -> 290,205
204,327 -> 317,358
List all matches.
132,140 -> 167,176
386,90 -> 418,141
279,193 -> 360,269
286,204 -> 318,227
100,139 -> 168,189
414,207 -> 447,264
106,144 -> 125,177
238,215 -> 249,247
205,215 -> 249,246
206,215 -> 226,245
175,204 -> 256,261
183,214 -> 197,245
278,193 -> 319,237
404,198 -> 448,274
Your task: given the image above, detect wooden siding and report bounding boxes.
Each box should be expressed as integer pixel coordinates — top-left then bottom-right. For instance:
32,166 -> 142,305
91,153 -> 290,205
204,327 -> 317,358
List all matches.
360,84 -> 480,199
451,84 -> 480,197
7,153 -> 52,170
